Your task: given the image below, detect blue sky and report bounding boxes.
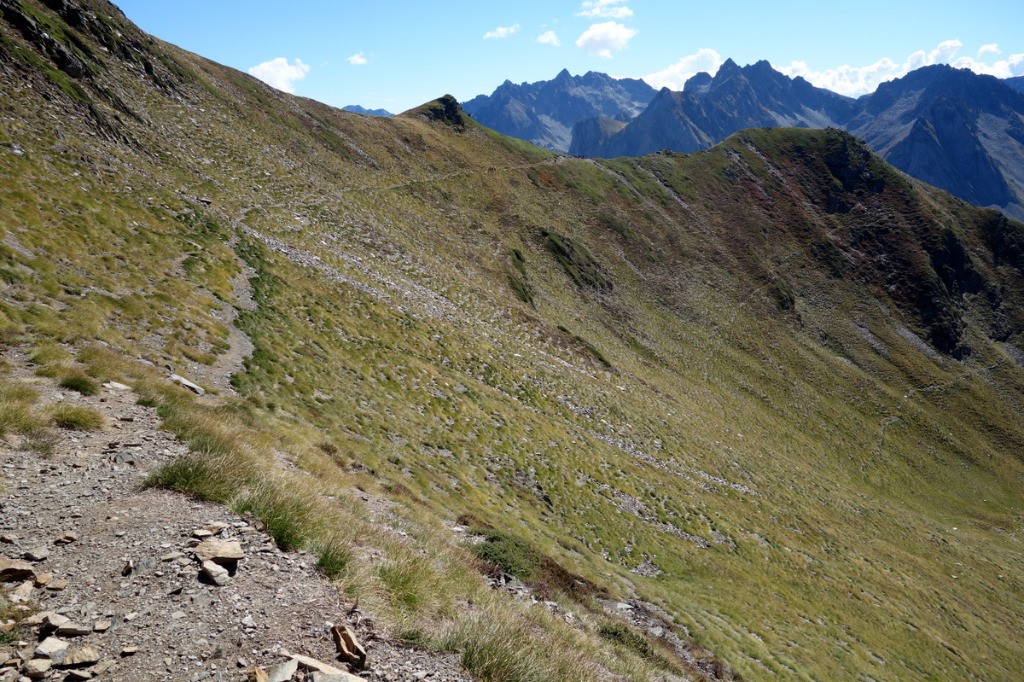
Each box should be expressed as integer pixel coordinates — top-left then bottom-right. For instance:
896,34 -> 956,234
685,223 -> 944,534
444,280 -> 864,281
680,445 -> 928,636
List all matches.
114,0 -> 1024,113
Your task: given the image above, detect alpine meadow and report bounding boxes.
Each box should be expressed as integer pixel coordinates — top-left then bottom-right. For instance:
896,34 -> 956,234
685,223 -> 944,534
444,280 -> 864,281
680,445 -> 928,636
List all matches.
2,2 -> 1024,681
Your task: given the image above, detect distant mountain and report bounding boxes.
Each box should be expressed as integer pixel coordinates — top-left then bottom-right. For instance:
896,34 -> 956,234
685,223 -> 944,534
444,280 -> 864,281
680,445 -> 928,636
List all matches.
847,65 -> 1024,214
561,62 -> 1024,219
1005,76 -> 1024,94
570,59 -> 855,157
343,105 -> 393,117
462,68 -> 655,152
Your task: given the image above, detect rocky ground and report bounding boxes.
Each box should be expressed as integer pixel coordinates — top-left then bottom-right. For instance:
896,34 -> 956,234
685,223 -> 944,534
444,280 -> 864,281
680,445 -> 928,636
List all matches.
0,351 -> 472,682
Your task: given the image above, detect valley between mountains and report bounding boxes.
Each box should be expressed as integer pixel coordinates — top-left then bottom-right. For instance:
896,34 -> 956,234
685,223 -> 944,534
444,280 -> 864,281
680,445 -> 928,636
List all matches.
3,1 -> 1024,681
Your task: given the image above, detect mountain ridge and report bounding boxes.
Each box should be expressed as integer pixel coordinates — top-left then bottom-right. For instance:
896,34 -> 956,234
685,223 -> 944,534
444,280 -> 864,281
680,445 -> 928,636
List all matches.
469,62 -> 1024,219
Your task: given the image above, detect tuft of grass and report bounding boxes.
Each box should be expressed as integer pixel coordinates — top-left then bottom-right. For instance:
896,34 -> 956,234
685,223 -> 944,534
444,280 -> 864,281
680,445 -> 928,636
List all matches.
377,557 -> 428,611
470,528 -> 542,582
598,622 -> 652,658
235,485 -> 315,551
314,537 -> 351,579
58,371 -> 99,396
47,403 -> 104,430
144,454 -> 238,503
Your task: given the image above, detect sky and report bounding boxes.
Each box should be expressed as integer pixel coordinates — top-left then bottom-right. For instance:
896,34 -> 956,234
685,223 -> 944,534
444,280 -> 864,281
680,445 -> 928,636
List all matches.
113,0 -> 1024,114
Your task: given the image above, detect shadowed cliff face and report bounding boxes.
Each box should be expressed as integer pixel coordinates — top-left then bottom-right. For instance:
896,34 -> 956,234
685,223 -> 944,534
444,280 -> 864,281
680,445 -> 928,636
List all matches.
5,2 -> 1024,680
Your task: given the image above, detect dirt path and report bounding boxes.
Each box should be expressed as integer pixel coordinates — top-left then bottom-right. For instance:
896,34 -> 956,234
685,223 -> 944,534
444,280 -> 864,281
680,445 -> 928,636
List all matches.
0,350 -> 472,681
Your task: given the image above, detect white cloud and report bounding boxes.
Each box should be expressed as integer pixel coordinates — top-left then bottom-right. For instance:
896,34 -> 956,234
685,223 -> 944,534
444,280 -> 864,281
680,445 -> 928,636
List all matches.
537,30 -> 561,47
347,52 -> 368,66
483,23 -> 520,40
575,21 -> 636,59
247,57 -> 310,94
776,40 -> 1024,97
978,43 -> 1001,56
644,48 -> 724,90
578,0 -> 633,19
950,51 -> 1024,78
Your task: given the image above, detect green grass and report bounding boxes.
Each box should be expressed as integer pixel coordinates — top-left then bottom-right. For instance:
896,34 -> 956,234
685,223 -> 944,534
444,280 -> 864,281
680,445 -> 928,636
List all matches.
4,10 -> 1024,679
47,403 -> 104,430
471,529 -> 543,582
57,371 -> 99,395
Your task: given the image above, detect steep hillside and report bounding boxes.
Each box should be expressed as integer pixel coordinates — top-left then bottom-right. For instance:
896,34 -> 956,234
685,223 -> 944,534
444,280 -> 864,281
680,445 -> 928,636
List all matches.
3,2 -> 1024,681
462,69 -> 655,152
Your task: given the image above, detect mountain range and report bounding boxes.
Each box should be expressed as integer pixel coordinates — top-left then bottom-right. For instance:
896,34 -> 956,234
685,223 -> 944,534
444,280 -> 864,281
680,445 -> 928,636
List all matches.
4,1 -> 1024,680
462,68 -> 655,153
342,104 -> 393,117
467,62 -> 1024,219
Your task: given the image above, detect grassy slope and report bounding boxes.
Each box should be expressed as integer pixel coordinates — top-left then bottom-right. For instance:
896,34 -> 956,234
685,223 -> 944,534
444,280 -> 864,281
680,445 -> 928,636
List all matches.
3,2 -> 1024,679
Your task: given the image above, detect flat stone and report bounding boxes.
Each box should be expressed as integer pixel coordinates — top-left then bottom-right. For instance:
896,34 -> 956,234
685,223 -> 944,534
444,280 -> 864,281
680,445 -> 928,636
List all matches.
265,657 -> 298,682
57,621 -> 92,637
159,552 -> 185,562
43,613 -> 71,629
93,620 -> 111,633
0,559 -> 35,582
289,654 -> 351,677
22,547 -> 49,562
194,539 -> 244,564
35,636 -> 70,658
201,560 -> 230,586
120,647 -> 137,656
103,381 -> 130,391
240,615 -> 256,629
45,579 -> 69,591
33,573 -> 52,588
65,669 -> 93,681
23,658 -> 52,679
170,374 -> 205,395
60,645 -> 101,667
192,529 -> 213,539
170,611 -> 185,620
91,660 -> 114,675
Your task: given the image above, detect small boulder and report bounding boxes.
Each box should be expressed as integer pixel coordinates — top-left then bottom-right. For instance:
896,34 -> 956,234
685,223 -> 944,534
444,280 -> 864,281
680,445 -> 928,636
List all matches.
201,560 -> 230,586
35,636 -> 69,658
194,539 -> 244,565
23,658 -> 52,679
60,645 -> 101,667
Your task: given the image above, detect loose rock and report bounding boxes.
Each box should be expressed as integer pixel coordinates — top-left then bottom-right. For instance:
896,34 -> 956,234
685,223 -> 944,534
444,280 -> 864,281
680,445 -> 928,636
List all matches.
35,636 -> 69,658
0,559 -> 35,582
265,657 -> 298,682
194,539 -> 244,564
23,658 -> 52,679
60,645 -> 101,667
331,624 -> 367,669
202,559 -> 231,586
